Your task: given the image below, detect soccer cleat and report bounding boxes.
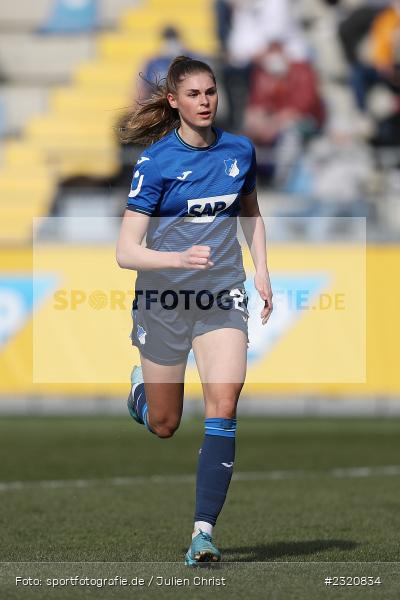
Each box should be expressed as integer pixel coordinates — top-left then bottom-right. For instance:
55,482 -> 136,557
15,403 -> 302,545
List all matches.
184,530 -> 221,566
127,365 -> 144,424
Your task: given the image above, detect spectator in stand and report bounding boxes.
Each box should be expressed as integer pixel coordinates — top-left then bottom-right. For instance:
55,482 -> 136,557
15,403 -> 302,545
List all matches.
370,1 -> 400,88
135,26 -> 190,101
369,1 -> 400,144
272,115 -> 375,241
214,0 -> 233,57
242,40 -> 325,184
337,0 -> 387,74
336,1 -> 400,113
216,0 -> 309,132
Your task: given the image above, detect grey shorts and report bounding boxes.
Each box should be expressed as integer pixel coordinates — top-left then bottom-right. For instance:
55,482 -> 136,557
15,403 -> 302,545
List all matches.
130,286 -> 249,365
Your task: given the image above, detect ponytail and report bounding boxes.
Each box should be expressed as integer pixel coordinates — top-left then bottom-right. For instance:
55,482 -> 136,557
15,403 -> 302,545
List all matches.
119,82 -> 179,146
118,56 -> 216,146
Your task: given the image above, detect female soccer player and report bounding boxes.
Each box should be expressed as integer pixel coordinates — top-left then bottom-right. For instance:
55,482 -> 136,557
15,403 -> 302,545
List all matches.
116,56 -> 273,565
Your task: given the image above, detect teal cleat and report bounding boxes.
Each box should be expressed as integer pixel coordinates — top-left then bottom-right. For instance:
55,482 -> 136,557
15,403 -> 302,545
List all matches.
127,365 -> 144,424
185,530 -> 221,566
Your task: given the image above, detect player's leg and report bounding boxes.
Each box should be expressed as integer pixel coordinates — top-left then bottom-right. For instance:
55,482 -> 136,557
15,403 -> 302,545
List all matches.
129,354 -> 187,438
185,328 -> 247,564
128,284 -> 191,438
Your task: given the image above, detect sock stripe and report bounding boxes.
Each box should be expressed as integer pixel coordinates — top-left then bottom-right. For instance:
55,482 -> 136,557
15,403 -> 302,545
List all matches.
205,426 -> 236,431
205,428 -> 236,438
142,404 -> 153,433
204,418 -> 237,438
204,419 -> 237,425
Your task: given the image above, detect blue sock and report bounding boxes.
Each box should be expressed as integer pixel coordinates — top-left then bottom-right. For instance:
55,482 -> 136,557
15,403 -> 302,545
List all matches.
194,418 -> 236,527
132,384 -> 154,434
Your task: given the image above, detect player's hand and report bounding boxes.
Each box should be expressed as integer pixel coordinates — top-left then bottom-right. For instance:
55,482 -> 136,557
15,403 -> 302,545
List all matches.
255,270 -> 273,325
179,245 -> 214,269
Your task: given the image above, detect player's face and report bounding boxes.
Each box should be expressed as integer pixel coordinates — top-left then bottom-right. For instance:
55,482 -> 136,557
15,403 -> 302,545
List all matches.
168,72 -> 218,129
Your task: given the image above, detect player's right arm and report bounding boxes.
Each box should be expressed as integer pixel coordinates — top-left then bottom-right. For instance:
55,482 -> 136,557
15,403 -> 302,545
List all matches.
116,210 -> 213,270
116,153 -> 213,270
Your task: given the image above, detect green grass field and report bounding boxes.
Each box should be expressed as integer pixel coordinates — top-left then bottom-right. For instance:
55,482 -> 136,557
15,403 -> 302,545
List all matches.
1,416 -> 399,599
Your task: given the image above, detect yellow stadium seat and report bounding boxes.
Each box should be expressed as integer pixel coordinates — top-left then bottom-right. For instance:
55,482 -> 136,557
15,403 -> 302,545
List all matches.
9,137 -> 119,179
0,201 -> 51,219
121,10 -> 214,32
25,115 -> 115,142
0,204 -> 54,233
74,60 -> 138,90
148,0 -> 212,6
98,33 -> 216,60
0,205 -> 50,216
58,155 -> 120,179
3,134 -> 118,180
0,210 -> 49,244
31,145 -> 118,179
26,136 -> 116,153
98,34 -> 159,60
3,141 -> 47,168
0,169 -> 54,198
51,87 -> 128,114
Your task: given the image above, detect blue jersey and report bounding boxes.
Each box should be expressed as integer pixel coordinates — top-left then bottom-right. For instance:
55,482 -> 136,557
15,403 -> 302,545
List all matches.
126,127 -> 256,293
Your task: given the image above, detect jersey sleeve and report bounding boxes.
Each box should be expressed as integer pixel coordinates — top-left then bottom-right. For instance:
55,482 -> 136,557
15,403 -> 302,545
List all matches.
126,155 -> 163,216
241,142 -> 257,196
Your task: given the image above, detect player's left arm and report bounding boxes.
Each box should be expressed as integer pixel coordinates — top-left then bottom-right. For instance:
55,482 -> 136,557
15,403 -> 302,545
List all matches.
239,188 -> 273,325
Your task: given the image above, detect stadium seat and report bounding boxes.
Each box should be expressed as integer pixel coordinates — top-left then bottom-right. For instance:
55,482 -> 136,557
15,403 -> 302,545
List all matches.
3,141 -> 47,168
0,210 -> 47,244
147,0 -> 213,12
0,34 -> 95,83
0,165 -> 55,243
0,99 -> 6,137
0,167 -> 55,203
121,10 -> 214,32
8,138 -> 119,179
0,86 -> 48,136
98,35 -> 159,60
50,87 -> 127,113
98,33 -> 217,60
40,0 -> 97,34
74,59 -> 139,90
0,0 -> 136,31
0,0 -> 53,30
25,115 -> 116,146
99,0 -> 140,28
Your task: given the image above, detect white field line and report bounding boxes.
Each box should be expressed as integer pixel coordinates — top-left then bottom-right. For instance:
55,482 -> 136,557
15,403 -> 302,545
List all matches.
0,465 -> 399,493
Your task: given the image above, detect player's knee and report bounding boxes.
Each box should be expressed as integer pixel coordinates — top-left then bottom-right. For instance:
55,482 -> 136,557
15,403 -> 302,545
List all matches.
152,419 -> 180,439
208,388 -> 242,418
213,399 -> 239,419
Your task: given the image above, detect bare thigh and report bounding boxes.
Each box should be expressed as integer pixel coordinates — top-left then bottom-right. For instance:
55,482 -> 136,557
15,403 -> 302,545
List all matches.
140,354 -> 187,438
192,328 -> 247,418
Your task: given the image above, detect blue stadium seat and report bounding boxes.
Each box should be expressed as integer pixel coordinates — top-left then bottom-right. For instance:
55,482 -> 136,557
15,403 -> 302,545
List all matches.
40,0 -> 97,33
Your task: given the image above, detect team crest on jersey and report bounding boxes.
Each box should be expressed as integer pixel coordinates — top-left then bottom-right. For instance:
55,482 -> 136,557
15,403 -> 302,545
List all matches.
137,325 -> 147,345
224,158 -> 239,178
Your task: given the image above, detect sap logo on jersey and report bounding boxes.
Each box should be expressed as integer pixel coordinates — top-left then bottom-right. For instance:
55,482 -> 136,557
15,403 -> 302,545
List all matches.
185,194 -> 238,223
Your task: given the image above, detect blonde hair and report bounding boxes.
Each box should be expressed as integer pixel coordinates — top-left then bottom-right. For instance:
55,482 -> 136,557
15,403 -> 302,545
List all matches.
119,56 -> 216,146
